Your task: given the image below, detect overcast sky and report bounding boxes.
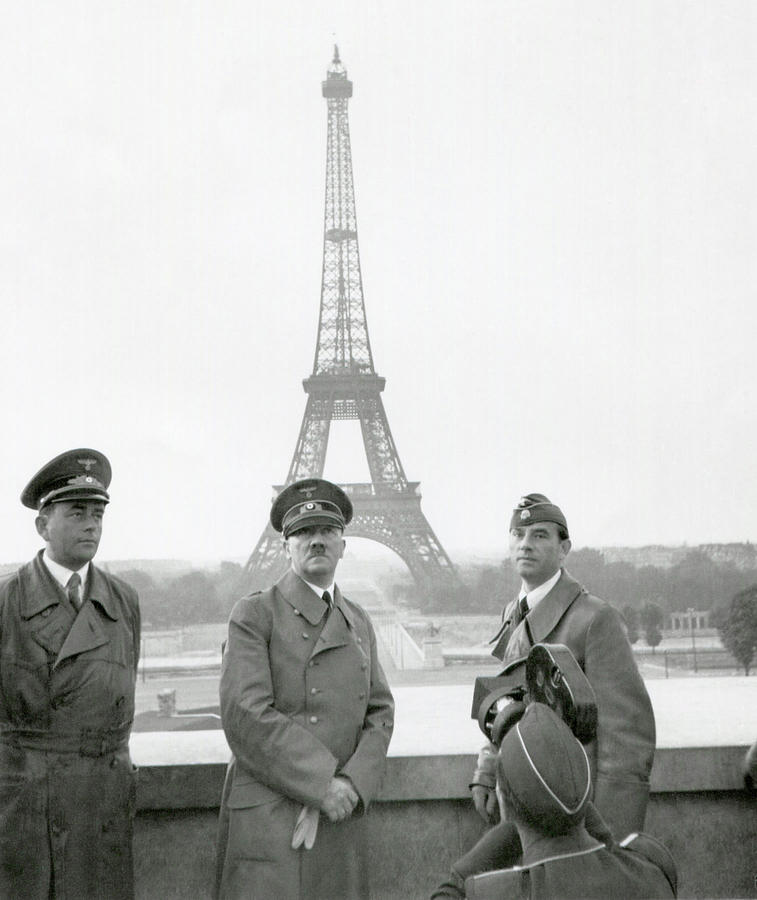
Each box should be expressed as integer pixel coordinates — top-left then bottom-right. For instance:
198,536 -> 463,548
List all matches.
1,1 -> 755,566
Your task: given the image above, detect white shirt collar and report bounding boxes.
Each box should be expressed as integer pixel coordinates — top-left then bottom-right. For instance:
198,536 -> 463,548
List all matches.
43,549 -> 90,590
519,568 -> 561,611
303,579 -> 336,602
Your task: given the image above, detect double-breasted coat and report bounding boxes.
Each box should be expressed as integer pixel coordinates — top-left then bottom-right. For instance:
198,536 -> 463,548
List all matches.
490,569 -> 655,838
0,551 -> 140,900
216,569 -> 394,900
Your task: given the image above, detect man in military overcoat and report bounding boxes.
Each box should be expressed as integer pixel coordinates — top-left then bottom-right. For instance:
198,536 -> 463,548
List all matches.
0,449 -> 140,899
216,478 -> 394,900
471,493 -> 655,839
434,493 -> 656,896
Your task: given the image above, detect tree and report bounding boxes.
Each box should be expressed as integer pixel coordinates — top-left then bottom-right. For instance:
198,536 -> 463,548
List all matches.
164,570 -> 221,624
717,585 -> 757,675
621,604 -> 640,644
640,601 -> 664,653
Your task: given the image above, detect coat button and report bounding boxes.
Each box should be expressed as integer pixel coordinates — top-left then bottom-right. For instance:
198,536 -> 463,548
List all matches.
302,632 -> 310,639
309,716 -> 318,724
294,609 -> 301,616
310,687 -> 318,695
359,692 -> 366,699
356,637 -> 362,643
361,663 -> 368,671
308,661 -> 315,668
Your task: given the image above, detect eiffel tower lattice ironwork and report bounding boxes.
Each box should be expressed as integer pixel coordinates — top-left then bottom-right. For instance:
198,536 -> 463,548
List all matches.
244,47 -> 462,599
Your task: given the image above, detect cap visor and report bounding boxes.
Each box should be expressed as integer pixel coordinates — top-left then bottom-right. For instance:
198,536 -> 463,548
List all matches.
285,512 -> 344,537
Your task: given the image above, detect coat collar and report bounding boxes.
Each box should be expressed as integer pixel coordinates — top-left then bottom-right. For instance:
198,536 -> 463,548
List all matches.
275,569 -> 356,630
21,551 -> 120,621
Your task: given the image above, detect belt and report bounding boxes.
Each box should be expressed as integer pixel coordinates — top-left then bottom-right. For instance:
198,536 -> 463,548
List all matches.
0,723 -> 132,757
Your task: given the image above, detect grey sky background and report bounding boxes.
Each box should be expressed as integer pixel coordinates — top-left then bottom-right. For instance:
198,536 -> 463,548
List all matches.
1,2 -> 755,565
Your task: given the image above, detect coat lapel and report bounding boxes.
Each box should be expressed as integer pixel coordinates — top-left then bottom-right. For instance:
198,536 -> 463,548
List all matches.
526,571 -> 584,644
277,570 -> 328,625
54,602 -> 109,667
54,564 -> 118,667
314,585 -> 351,655
493,570 -> 585,663
490,596 -> 520,661
20,554 -> 73,657
275,571 -> 352,657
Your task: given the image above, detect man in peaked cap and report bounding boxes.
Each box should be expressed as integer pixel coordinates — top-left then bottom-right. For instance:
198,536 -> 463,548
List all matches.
217,478 -> 394,900
463,703 -> 677,899
0,449 -> 141,899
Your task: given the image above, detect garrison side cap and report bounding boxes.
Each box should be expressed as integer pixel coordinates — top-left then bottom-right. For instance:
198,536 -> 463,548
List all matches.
270,478 -> 353,538
510,492 -> 569,537
498,702 -> 590,822
21,448 -> 111,510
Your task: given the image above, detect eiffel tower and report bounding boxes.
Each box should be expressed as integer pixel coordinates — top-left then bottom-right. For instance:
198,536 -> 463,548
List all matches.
244,47 -> 462,601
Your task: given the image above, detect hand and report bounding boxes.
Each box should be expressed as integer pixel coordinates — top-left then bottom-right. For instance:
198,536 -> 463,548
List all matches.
320,776 -> 359,823
471,785 -> 499,824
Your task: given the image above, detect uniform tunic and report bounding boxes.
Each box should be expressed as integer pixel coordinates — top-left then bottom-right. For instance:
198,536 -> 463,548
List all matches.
0,551 -> 140,899
217,569 -> 394,900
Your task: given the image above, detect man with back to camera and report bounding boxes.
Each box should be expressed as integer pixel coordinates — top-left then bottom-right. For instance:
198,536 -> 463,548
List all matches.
464,702 -> 677,899
216,477 -> 394,899
434,492 -> 656,896
0,449 -> 141,899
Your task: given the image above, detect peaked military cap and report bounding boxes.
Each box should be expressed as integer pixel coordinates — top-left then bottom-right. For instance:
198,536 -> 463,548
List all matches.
21,448 -> 111,510
498,702 -> 590,823
271,478 -> 353,538
510,492 -> 569,537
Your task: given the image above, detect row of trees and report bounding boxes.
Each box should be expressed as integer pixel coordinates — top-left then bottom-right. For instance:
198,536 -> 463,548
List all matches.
116,562 -> 245,629
462,547 -> 757,617
113,547 -> 757,674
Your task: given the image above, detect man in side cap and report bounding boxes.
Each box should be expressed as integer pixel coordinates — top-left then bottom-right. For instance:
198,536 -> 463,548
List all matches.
433,494 -> 656,897
464,703 -> 677,899
216,478 -> 394,900
470,493 -> 655,839
0,449 -> 140,899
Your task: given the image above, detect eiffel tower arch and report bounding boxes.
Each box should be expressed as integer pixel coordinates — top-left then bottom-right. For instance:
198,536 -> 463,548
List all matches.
244,48 -> 463,602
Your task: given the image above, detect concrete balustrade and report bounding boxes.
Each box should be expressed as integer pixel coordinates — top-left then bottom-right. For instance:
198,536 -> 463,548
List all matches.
130,676 -> 756,897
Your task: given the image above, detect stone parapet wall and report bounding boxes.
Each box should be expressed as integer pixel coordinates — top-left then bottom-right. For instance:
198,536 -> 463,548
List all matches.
133,743 -> 754,899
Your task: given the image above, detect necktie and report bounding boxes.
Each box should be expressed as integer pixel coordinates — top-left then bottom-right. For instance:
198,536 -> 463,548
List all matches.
67,572 -> 82,610
519,595 -> 529,620
322,590 -> 333,611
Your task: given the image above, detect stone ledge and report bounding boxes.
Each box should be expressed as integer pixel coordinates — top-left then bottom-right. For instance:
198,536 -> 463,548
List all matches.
134,742 -> 751,811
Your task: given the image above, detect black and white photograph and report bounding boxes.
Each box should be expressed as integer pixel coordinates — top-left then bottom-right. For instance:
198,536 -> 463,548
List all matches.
0,3 -> 754,898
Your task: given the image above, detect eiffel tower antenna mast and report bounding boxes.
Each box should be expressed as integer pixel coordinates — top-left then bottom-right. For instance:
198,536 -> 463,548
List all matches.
244,48 -> 463,600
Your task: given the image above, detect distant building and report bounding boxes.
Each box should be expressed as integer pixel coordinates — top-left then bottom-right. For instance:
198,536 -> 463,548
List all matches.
600,543 -> 757,571
669,609 -> 710,633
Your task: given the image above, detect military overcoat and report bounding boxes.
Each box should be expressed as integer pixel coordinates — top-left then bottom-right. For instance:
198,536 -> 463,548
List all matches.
0,551 -> 140,899
217,569 -> 394,899
490,569 -> 655,838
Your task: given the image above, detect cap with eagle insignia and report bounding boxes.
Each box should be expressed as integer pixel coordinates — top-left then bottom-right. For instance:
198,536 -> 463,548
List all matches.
510,493 -> 569,536
270,478 -> 353,538
21,448 -> 112,510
